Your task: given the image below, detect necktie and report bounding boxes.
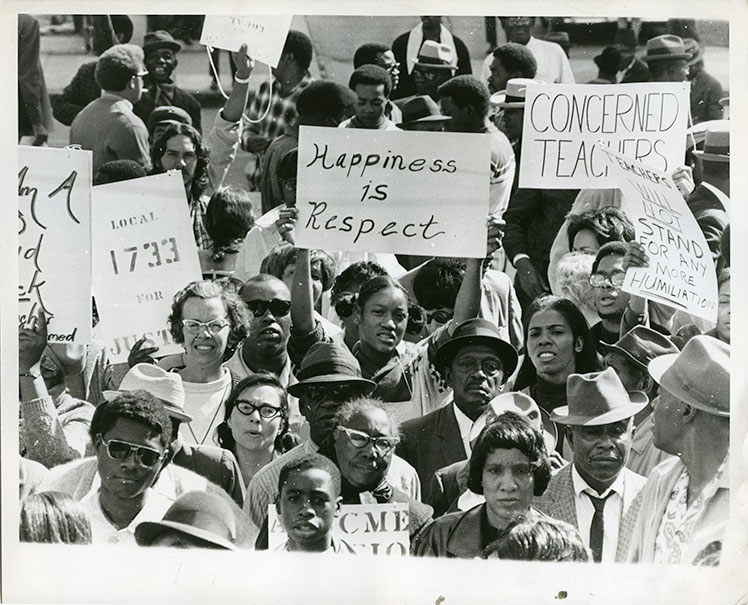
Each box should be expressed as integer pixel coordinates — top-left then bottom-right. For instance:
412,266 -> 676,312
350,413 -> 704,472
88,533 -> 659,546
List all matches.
588,492 -> 612,563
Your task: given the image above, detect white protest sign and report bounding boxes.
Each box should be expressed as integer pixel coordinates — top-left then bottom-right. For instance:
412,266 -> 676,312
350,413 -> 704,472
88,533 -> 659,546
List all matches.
595,143 -> 717,322
268,502 -> 409,555
200,15 -> 293,68
296,126 -> 490,257
18,146 -> 92,344
520,82 -> 689,189
91,172 -> 202,363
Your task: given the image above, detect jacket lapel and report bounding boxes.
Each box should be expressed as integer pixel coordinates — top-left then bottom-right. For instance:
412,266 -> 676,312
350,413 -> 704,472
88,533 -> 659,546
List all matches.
436,404 -> 467,468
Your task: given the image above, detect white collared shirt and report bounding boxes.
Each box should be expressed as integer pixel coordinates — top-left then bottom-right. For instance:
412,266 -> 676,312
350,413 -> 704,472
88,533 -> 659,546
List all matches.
80,486 -> 172,546
452,402 -> 479,459
571,465 -> 625,563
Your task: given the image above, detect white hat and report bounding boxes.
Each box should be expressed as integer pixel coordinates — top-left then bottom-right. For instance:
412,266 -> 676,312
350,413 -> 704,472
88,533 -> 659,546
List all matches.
103,363 -> 192,423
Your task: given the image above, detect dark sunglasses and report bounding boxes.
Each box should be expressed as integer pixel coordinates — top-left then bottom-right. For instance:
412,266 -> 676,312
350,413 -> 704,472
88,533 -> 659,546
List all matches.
101,438 -> 163,467
427,308 -> 454,324
304,383 -> 361,404
246,298 -> 291,318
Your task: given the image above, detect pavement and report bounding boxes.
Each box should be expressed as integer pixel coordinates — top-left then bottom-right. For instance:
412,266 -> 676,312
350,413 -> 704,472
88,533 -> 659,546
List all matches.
33,14 -> 730,189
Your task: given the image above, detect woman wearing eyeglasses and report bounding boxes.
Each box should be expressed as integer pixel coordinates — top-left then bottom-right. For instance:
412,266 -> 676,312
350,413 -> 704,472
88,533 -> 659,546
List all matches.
216,374 -> 300,486
160,280 -> 249,446
412,412 -> 553,558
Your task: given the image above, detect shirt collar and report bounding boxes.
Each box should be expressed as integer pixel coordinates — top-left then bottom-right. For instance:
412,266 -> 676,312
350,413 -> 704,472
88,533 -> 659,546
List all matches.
571,464 -> 626,499
452,402 -> 474,442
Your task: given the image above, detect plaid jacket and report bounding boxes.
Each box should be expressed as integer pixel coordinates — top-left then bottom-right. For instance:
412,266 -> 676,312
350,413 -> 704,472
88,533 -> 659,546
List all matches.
533,463 -> 646,552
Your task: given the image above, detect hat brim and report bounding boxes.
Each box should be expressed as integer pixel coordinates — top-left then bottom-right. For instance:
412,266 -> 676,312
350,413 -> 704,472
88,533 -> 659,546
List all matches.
551,391 -> 649,425
287,376 -> 376,398
411,60 -> 457,71
692,150 -> 730,163
102,390 -> 194,424
597,342 -> 648,371
498,101 -> 525,109
135,520 -> 238,550
397,115 -> 451,127
434,335 -> 518,379
144,41 -> 182,55
642,52 -> 691,63
648,354 -> 730,417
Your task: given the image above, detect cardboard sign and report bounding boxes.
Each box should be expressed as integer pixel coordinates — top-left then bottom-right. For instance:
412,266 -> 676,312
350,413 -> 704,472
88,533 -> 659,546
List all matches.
595,143 -> 717,322
200,15 -> 293,68
91,172 -> 203,362
268,503 -> 409,555
296,126 -> 490,257
18,146 -> 92,344
519,82 -> 690,188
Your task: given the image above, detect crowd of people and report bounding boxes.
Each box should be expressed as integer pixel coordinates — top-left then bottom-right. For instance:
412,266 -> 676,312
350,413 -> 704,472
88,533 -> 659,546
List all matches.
17,14 -> 732,566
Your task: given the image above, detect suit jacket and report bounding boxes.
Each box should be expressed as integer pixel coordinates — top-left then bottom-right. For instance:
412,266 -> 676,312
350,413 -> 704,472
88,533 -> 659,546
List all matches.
689,68 -> 724,124
620,57 -> 650,83
685,183 -> 728,265
428,459 -> 469,518
172,441 -> 245,507
396,403 -> 466,503
533,463 -> 646,549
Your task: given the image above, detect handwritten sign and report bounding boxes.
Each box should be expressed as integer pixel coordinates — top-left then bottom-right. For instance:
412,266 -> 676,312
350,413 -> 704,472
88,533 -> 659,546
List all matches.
91,172 -> 202,362
200,15 -> 293,68
268,503 -> 409,555
519,82 -> 689,188
595,143 -> 717,322
296,126 -> 490,257
18,147 -> 92,343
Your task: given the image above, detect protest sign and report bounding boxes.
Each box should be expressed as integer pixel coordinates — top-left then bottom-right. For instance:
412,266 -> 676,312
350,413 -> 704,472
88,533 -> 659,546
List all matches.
595,143 -> 717,322
91,172 -> 202,363
18,146 -> 92,344
268,503 -> 409,555
295,126 -> 490,257
200,15 -> 293,68
520,82 -> 689,189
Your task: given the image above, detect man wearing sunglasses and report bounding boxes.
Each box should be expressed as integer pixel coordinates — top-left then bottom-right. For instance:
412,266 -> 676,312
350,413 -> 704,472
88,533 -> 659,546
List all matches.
589,242 -> 669,356
244,342 -> 421,534
226,275 -> 294,388
39,390 -> 255,546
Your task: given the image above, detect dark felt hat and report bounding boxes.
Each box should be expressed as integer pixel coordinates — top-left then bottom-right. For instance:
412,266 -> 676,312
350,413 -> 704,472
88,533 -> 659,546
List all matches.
599,325 -> 680,371
287,342 -> 376,397
135,492 -> 238,550
433,318 -> 518,378
143,30 -> 181,55
397,95 -> 450,126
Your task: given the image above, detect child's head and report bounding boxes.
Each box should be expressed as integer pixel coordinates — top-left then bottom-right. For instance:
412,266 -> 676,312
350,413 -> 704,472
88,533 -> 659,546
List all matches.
276,454 -> 342,552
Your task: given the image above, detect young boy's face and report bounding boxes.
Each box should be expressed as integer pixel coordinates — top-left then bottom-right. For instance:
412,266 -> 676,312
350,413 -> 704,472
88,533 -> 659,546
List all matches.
277,468 -> 341,551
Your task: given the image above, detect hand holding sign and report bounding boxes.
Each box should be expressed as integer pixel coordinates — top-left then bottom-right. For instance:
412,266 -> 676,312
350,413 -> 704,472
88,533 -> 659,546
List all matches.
127,336 -> 160,368
18,308 -> 47,375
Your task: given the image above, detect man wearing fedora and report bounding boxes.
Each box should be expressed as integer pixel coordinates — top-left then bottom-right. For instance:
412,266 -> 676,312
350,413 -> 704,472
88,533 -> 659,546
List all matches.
533,368 -> 648,563
393,40 -> 459,108
391,16 -> 472,101
686,125 -> 730,264
618,335 -> 730,565
427,391 -> 556,517
133,31 -> 202,133
684,38 -> 723,124
600,326 -> 681,477
587,47 -> 621,84
397,318 -> 518,503
642,34 -> 690,83
244,342 -> 420,529
107,363 -> 245,507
